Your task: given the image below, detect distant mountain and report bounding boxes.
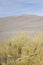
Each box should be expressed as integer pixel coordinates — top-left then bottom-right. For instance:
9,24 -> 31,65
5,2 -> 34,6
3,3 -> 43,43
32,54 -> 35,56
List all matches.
0,14 -> 43,40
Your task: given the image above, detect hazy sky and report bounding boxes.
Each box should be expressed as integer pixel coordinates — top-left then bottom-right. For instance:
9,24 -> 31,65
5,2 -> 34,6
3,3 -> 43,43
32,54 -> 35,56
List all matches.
0,0 -> 43,17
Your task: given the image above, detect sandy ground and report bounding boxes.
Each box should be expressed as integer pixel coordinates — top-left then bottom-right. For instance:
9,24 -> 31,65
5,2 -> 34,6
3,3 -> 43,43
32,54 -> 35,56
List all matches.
0,15 -> 43,40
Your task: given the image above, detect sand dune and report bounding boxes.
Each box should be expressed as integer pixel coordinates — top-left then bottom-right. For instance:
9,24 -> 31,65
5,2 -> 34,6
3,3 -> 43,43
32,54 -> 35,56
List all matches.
0,15 -> 43,40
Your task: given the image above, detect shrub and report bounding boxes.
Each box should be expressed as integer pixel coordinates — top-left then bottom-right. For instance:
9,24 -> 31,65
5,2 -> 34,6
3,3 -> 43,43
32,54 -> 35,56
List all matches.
0,33 -> 43,65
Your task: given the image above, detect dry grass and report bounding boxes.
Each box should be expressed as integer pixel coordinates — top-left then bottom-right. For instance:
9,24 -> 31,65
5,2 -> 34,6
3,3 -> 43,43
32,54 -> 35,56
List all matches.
0,33 -> 43,65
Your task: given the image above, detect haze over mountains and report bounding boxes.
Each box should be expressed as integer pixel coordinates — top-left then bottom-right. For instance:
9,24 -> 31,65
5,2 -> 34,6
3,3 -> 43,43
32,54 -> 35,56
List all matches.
0,15 -> 43,40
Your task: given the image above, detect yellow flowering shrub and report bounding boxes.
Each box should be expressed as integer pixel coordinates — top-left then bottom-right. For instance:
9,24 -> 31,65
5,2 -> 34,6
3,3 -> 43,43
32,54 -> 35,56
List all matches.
0,33 -> 43,65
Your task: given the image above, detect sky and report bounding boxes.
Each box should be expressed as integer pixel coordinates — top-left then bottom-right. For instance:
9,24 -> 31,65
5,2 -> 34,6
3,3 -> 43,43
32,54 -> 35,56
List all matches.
0,0 -> 43,17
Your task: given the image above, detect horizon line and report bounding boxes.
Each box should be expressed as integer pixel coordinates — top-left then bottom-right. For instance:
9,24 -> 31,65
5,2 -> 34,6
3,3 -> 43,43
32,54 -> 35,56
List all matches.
0,14 -> 43,18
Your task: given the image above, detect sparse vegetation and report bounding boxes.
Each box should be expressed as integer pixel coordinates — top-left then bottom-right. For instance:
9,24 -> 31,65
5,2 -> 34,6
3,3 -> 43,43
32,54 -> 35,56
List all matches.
0,33 -> 43,65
